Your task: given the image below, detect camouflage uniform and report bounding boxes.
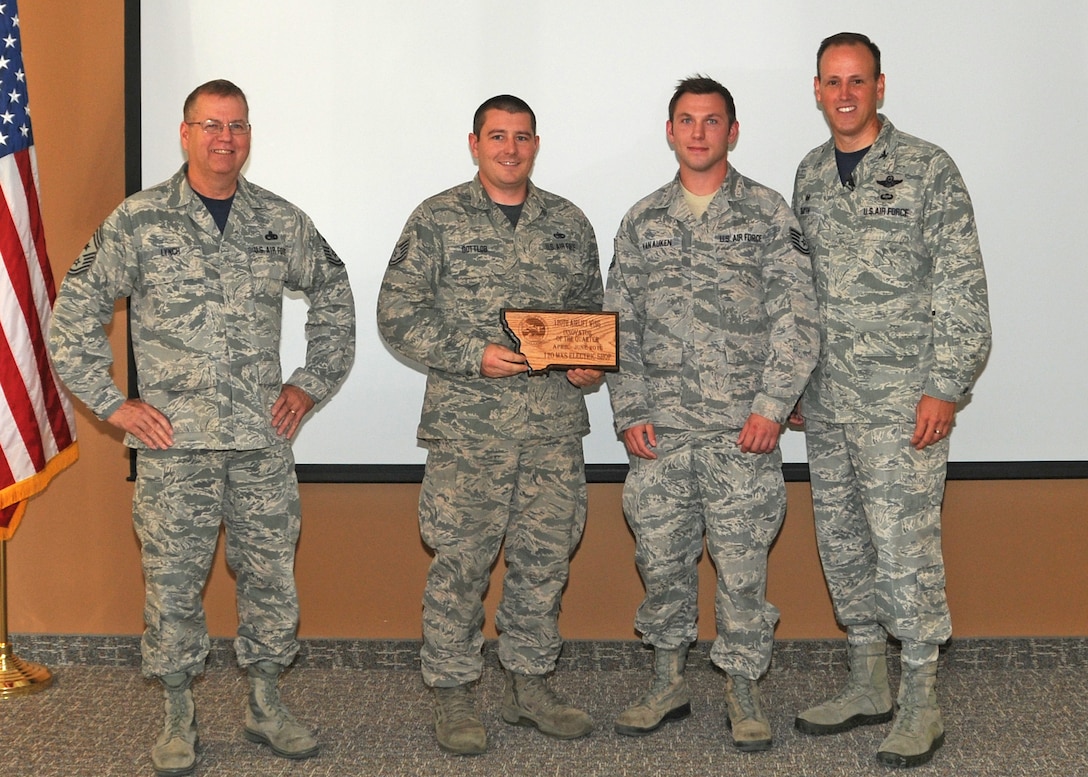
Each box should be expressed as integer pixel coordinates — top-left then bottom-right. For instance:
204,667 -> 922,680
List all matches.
792,116 -> 991,650
49,166 -> 355,677
377,176 -> 602,686
606,170 -> 819,679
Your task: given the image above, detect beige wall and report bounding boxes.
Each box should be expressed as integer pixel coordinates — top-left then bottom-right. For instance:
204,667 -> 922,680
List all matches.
9,0 -> 1087,642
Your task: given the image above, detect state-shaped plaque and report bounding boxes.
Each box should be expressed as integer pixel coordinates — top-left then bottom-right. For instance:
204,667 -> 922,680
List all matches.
501,309 -> 619,376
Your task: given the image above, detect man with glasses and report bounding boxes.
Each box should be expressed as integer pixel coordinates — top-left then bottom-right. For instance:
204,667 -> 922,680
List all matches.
49,79 -> 355,776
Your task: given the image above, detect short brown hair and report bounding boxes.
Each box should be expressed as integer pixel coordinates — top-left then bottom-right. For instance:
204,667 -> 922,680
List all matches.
183,79 -> 249,121
816,33 -> 882,79
472,95 -> 536,137
668,75 -> 736,126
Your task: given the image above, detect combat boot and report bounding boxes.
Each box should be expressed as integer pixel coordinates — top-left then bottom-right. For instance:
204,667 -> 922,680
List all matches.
723,674 -> 772,751
150,672 -> 198,777
432,684 -> 487,755
877,661 -> 944,768
795,641 -> 894,734
614,645 -> 691,736
243,660 -> 319,759
501,669 -> 594,739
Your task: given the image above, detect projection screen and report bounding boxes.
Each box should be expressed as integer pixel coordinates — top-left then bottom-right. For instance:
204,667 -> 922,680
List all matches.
136,1 -> 1088,480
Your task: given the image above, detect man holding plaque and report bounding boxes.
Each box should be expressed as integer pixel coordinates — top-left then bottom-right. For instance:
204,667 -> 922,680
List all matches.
377,95 -> 603,755
605,76 -> 819,750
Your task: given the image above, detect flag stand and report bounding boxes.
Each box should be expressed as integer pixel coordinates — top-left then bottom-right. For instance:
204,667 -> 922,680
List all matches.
0,539 -> 52,698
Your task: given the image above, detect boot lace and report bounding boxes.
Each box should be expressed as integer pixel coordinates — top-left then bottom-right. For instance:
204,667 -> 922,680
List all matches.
730,676 -> 763,720
831,670 -> 873,703
890,700 -> 922,736
436,685 -> 477,722
162,688 -> 194,739
517,675 -> 569,713
889,679 -> 930,737
254,679 -> 303,727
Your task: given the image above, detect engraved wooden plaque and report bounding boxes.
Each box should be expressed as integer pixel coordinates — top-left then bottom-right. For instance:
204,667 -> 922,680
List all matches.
501,309 -> 619,375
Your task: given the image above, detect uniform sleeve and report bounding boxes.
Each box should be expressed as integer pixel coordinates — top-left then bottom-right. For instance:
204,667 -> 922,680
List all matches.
47,212 -> 137,420
790,164 -> 806,215
604,214 -> 651,434
376,204 -> 489,376
570,215 -> 604,311
922,153 -> 991,402
750,198 -> 821,423
285,217 -> 356,402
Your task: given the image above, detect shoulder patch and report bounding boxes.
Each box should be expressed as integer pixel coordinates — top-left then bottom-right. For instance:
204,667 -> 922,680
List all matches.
319,234 -> 344,266
389,237 -> 410,266
789,226 -> 810,256
68,227 -> 103,275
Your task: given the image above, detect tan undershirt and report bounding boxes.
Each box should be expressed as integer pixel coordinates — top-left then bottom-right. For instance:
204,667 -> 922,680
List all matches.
681,183 -> 716,219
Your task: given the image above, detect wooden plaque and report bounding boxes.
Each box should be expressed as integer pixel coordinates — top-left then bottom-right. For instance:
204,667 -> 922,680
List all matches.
501,309 -> 619,375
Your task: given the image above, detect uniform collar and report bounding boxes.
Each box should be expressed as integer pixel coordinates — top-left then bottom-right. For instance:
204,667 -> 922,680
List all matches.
662,166 -> 743,220
465,174 -> 544,224
867,114 -> 898,159
814,114 -> 900,188
822,115 -> 899,168
165,164 -> 266,213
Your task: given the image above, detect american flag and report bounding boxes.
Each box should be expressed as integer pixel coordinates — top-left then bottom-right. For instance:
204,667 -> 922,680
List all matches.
0,0 -> 78,540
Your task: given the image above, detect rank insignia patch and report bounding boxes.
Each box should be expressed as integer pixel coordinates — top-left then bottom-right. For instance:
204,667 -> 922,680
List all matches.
789,226 -> 810,255
69,227 -> 102,275
319,234 -> 344,266
389,237 -> 410,266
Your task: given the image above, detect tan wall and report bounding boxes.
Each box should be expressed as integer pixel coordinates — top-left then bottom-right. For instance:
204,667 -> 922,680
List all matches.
9,0 -> 1087,642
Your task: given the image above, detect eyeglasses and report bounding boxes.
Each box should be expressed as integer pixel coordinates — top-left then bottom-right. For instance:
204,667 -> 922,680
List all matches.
185,119 -> 251,136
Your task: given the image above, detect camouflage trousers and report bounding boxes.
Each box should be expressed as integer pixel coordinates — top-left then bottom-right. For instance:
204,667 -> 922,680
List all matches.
418,437 -> 587,687
805,420 -> 951,649
133,445 -> 302,678
623,431 -> 785,679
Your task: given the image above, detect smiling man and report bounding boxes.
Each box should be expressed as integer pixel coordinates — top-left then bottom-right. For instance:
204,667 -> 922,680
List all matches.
377,95 -> 602,755
49,79 -> 355,776
605,76 -> 819,751
791,33 -> 991,769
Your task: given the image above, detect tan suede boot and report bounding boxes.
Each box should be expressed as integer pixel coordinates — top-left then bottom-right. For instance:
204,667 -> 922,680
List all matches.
614,646 -> 691,736
501,669 -> 594,739
796,641 -> 894,734
150,672 -> 197,777
243,661 -> 319,759
724,674 -> 772,751
433,684 -> 487,755
877,661 -> 944,768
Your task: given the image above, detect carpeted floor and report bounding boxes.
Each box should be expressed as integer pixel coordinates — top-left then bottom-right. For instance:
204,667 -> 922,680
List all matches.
0,637 -> 1085,776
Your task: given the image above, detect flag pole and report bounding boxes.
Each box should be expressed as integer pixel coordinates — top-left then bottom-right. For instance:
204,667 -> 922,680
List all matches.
0,536 -> 53,698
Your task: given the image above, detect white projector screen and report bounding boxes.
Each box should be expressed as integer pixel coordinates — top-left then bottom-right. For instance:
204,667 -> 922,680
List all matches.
138,1 -> 1088,472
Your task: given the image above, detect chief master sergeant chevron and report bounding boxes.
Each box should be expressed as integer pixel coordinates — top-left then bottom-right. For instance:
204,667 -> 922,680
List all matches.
790,33 -> 991,769
48,79 -> 355,777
